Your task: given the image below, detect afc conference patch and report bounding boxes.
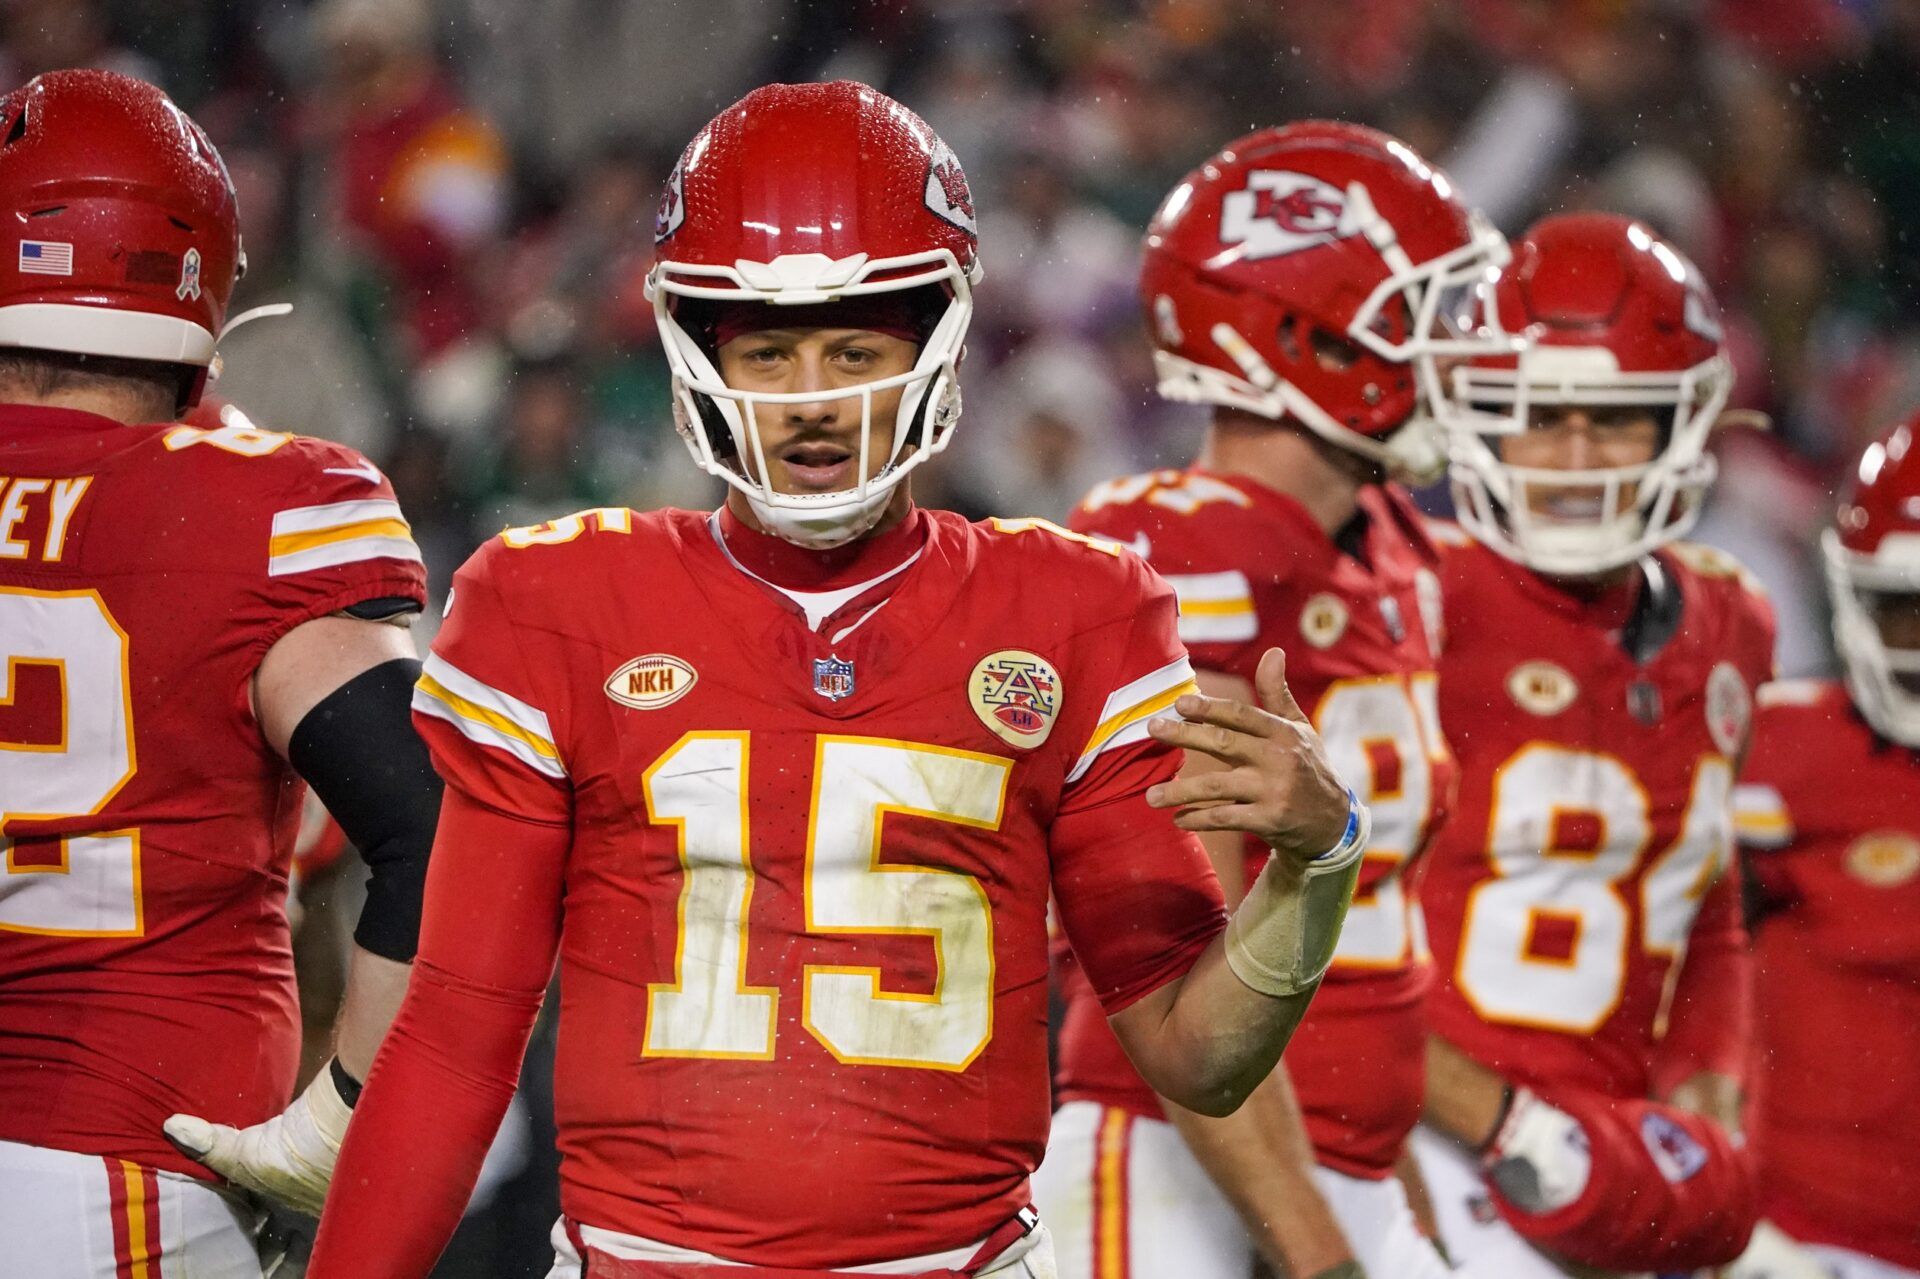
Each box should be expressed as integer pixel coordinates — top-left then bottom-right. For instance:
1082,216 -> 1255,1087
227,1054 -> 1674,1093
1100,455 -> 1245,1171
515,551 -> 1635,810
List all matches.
812,654 -> 855,702
968,649 -> 1061,749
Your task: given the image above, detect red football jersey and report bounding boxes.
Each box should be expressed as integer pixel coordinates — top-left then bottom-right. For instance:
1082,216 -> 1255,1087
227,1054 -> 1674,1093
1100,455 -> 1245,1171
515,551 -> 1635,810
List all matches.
405,506 -> 1226,1266
1056,468 -> 1455,1178
1735,679 -> 1920,1271
0,404 -> 426,1177
1420,530 -> 1774,1101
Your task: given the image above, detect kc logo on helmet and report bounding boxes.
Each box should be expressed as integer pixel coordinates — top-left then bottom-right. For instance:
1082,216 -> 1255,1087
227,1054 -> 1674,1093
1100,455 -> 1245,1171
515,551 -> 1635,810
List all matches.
924,138 -> 975,236
1220,171 -> 1361,260
655,157 -> 687,243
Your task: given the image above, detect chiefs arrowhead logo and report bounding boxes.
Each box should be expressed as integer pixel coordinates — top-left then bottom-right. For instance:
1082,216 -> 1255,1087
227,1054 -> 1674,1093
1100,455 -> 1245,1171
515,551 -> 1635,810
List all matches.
924,139 -> 976,236
1220,171 -> 1361,260
655,156 -> 687,243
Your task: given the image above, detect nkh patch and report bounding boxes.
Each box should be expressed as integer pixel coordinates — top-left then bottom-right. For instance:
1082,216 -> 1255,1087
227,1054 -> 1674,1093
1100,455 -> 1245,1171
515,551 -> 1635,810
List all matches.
605,653 -> 697,710
969,649 -> 1061,748
812,654 -> 855,702
1640,1111 -> 1709,1183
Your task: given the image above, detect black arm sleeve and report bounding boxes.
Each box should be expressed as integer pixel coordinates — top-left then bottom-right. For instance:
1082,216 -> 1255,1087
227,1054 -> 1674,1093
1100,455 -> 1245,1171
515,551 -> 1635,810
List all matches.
288,657 -> 443,961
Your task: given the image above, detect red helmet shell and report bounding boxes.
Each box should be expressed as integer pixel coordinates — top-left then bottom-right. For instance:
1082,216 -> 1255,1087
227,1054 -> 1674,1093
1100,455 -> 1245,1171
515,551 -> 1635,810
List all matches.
0,70 -> 242,367
1838,418 -> 1920,556
655,80 -> 976,287
1141,120 -> 1480,440
1489,212 -> 1720,373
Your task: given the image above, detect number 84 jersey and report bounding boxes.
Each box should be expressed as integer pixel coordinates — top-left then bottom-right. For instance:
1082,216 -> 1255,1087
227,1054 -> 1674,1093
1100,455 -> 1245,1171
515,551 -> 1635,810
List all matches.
412,507 -> 1227,1267
1418,529 -> 1775,1100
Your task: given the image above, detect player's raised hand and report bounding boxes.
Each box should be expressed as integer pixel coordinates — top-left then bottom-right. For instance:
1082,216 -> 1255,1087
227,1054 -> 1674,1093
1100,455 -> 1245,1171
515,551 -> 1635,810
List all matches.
164,1060 -> 354,1217
1144,647 -> 1354,863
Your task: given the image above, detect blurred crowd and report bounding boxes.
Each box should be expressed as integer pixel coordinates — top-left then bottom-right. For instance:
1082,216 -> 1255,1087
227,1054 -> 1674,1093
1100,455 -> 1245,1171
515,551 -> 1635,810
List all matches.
19,0 -> 1919,1270
28,0 -> 1920,675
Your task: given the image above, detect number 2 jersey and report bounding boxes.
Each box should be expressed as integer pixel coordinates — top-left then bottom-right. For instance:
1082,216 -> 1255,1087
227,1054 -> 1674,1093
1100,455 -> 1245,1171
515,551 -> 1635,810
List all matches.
1418,529 -> 1774,1102
374,506 -> 1228,1268
0,404 -> 426,1176
1057,468 -> 1455,1178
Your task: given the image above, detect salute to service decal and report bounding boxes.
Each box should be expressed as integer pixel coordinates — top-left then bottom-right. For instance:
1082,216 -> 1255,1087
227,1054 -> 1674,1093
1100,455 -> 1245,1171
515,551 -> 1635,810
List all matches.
969,650 -> 1062,748
605,654 -> 698,710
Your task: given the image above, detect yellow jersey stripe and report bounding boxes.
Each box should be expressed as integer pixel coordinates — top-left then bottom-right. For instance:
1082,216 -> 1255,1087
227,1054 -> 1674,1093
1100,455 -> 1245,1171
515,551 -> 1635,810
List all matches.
416,673 -> 559,760
269,517 -> 413,558
1080,680 -> 1197,761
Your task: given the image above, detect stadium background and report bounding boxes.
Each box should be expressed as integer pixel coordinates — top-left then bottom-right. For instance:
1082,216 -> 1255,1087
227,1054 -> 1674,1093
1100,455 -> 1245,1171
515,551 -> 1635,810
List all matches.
24,0 -> 1917,1271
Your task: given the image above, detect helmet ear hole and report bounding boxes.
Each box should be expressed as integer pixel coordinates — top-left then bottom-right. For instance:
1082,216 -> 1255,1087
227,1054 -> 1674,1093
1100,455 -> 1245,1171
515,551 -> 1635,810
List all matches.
4,111 -> 26,147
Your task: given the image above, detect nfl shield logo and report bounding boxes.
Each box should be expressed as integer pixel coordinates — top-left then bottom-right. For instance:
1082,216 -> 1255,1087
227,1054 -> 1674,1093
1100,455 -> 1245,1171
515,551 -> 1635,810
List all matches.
812,654 -> 855,701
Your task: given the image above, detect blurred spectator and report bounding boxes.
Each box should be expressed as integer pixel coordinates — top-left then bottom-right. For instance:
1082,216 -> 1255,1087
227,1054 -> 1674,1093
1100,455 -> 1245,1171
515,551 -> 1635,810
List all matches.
308,0 -> 507,376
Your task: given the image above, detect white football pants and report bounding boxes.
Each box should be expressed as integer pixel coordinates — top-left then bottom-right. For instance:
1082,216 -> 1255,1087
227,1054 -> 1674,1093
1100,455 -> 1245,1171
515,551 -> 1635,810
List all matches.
545,1216 -> 1058,1277
1033,1100 -> 1455,1279
1800,1243 -> 1920,1279
0,1138 -> 263,1278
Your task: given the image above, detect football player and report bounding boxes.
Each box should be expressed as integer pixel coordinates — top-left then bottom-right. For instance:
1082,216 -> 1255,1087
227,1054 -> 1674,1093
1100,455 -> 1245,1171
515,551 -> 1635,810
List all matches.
1033,121 -> 1512,1279
1412,212 -> 1775,1276
0,72 -> 439,1275
306,81 -> 1362,1279
1733,419 -> 1920,1279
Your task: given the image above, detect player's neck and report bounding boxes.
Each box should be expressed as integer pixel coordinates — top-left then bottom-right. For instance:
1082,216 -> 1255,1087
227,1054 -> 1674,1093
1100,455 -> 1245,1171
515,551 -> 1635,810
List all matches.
1199,411 -> 1369,534
719,490 -> 925,591
0,384 -> 171,426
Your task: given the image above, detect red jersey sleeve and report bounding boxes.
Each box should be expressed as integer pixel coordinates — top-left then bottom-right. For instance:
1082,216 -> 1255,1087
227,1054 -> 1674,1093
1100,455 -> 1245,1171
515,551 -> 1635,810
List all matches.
411,538 -> 571,824
1495,1089 -> 1758,1270
310,787 -> 568,1279
1651,865 -> 1753,1095
1050,561 -> 1227,1013
241,434 -> 429,651
1068,476 -> 1270,677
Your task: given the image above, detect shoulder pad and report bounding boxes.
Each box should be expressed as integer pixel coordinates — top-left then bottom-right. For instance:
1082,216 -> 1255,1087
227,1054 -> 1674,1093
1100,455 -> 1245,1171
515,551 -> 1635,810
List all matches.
1422,517 -> 1476,549
498,506 -> 638,550
1668,541 -> 1768,598
1076,469 -> 1253,519
1756,678 -> 1831,710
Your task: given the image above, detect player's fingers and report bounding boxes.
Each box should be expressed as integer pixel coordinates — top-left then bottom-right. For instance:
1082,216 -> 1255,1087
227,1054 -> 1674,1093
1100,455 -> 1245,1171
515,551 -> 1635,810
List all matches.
1169,690 -> 1282,739
1147,714 -> 1260,765
1255,647 -> 1308,724
1145,769 -> 1264,809
163,1113 -> 221,1160
1169,801 -> 1270,834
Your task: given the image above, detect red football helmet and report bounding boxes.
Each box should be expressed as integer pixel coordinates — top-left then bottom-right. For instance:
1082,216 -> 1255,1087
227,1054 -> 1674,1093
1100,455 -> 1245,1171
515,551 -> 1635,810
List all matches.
1437,212 -> 1732,575
1140,120 -> 1512,481
647,80 -> 980,548
0,70 -> 247,408
1827,418 -> 1920,745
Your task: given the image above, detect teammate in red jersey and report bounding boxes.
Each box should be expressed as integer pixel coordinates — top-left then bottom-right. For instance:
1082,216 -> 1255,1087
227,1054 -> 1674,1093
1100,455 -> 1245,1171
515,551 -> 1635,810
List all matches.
0,72 -> 439,1276
1412,212 -> 1781,1276
308,81 -> 1362,1279
1033,122 -> 1514,1279
1732,420 -> 1920,1279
